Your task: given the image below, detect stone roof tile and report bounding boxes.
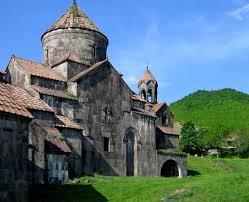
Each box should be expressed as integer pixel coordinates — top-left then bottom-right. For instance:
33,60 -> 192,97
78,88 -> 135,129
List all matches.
13,56 -> 66,81
44,127 -> 71,153
152,103 -> 165,113
157,126 -> 179,136
31,85 -> 77,100
54,115 -> 82,130
138,67 -> 157,85
132,94 -> 147,103
132,107 -> 157,118
11,86 -> 54,112
45,2 -> 101,35
0,83 -> 33,118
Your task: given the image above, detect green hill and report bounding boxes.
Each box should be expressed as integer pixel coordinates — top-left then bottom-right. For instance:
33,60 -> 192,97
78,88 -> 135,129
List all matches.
170,89 -> 249,134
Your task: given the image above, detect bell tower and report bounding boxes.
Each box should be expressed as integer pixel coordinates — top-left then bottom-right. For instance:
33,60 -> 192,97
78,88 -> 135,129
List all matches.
138,67 -> 158,103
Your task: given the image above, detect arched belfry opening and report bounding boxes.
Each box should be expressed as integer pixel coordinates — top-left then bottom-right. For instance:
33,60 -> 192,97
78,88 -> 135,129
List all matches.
123,128 -> 139,176
161,160 -> 179,177
141,90 -> 147,100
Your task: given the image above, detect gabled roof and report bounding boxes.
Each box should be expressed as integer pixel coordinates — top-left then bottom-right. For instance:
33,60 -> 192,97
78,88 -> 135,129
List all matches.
132,94 -> 147,103
0,83 -> 33,118
157,126 -> 179,136
44,2 -> 102,36
54,115 -> 82,130
12,56 -> 66,81
31,85 -> 77,101
44,127 -> 71,153
152,103 -> 165,113
10,85 -> 54,112
132,107 -> 157,118
138,67 -> 157,85
69,59 -> 108,82
52,53 -> 82,67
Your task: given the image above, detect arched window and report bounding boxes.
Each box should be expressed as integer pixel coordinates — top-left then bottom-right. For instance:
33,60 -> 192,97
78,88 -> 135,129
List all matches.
141,90 -> 146,100
148,89 -> 153,103
124,130 -> 135,176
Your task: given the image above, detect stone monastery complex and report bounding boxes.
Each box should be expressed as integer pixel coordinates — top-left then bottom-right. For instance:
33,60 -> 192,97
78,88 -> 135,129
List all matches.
0,2 -> 187,201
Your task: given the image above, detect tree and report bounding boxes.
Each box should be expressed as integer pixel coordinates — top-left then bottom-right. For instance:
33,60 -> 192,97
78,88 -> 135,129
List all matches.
234,130 -> 249,158
180,122 -> 200,155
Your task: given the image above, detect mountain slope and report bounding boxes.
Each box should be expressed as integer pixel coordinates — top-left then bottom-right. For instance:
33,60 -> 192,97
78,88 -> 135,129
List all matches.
170,89 -> 249,133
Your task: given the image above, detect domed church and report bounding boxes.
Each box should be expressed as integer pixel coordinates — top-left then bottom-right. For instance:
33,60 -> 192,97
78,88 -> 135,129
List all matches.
0,2 -> 187,201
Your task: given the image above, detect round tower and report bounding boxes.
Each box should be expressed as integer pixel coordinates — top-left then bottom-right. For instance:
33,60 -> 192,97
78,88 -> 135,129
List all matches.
41,1 -> 108,66
138,67 -> 158,103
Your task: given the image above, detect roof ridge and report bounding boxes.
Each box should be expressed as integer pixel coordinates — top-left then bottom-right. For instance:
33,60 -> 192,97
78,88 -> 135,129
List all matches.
69,59 -> 108,82
13,56 -> 51,68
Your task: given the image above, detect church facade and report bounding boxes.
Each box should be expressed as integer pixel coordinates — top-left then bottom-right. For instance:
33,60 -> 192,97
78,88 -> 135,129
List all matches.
0,2 -> 187,202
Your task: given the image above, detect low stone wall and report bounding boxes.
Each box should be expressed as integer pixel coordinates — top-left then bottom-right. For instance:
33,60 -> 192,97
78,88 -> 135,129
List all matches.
156,151 -> 187,178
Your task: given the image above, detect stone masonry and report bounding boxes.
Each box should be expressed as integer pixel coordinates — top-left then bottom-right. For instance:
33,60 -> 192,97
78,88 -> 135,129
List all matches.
0,2 -> 187,201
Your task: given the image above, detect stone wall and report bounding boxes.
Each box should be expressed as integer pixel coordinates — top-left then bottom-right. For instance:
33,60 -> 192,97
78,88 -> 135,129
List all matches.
42,29 -> 108,66
29,122 -> 46,184
6,60 -> 30,88
76,64 -> 131,176
75,63 -> 157,176
156,128 -> 179,150
46,154 -> 69,183
41,95 -> 77,119
131,100 -> 145,109
130,113 -> 157,176
60,128 -> 83,178
155,105 -> 174,127
31,76 -> 66,91
156,151 -> 187,178
30,110 -> 54,125
0,113 -> 30,202
53,61 -> 88,80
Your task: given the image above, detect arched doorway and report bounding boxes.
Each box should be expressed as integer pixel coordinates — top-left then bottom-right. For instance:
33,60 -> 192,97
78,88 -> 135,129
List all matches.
124,129 -> 137,176
161,160 -> 179,177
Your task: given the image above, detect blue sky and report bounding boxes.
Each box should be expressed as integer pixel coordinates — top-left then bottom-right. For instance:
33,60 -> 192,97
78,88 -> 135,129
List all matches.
1,0 -> 249,103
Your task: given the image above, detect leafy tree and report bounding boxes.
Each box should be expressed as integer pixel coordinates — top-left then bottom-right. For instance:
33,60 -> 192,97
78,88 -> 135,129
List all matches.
180,122 -> 200,155
234,130 -> 249,158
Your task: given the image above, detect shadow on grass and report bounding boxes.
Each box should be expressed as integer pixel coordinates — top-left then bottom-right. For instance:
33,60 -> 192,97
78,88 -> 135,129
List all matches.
187,170 -> 201,176
30,184 -> 107,202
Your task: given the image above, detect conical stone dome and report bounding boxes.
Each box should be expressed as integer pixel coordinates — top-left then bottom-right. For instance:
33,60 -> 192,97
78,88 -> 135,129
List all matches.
138,67 -> 157,85
42,2 -> 108,66
44,2 -> 102,35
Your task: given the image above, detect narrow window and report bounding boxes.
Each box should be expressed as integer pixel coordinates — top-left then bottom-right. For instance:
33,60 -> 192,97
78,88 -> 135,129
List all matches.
104,137 -> 110,152
94,45 -> 97,58
46,49 -> 49,63
89,44 -> 97,59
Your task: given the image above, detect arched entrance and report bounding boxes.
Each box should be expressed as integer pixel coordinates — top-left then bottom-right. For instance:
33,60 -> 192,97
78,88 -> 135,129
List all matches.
161,160 -> 179,177
124,128 -> 138,176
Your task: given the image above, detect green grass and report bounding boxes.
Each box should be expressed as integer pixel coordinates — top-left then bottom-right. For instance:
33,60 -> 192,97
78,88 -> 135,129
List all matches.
30,157 -> 249,202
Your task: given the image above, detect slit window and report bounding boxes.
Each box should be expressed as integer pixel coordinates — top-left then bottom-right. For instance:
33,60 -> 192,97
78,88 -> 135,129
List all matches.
104,137 -> 110,152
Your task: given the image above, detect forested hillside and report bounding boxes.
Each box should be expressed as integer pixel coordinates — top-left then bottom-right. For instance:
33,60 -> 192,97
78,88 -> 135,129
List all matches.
170,89 -> 249,134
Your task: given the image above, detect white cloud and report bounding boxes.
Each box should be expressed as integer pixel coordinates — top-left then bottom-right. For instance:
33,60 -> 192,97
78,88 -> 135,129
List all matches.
227,3 -> 249,20
126,75 -> 138,86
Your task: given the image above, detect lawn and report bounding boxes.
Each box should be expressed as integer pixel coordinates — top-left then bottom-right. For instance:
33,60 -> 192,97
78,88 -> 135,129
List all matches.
30,157 -> 249,202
